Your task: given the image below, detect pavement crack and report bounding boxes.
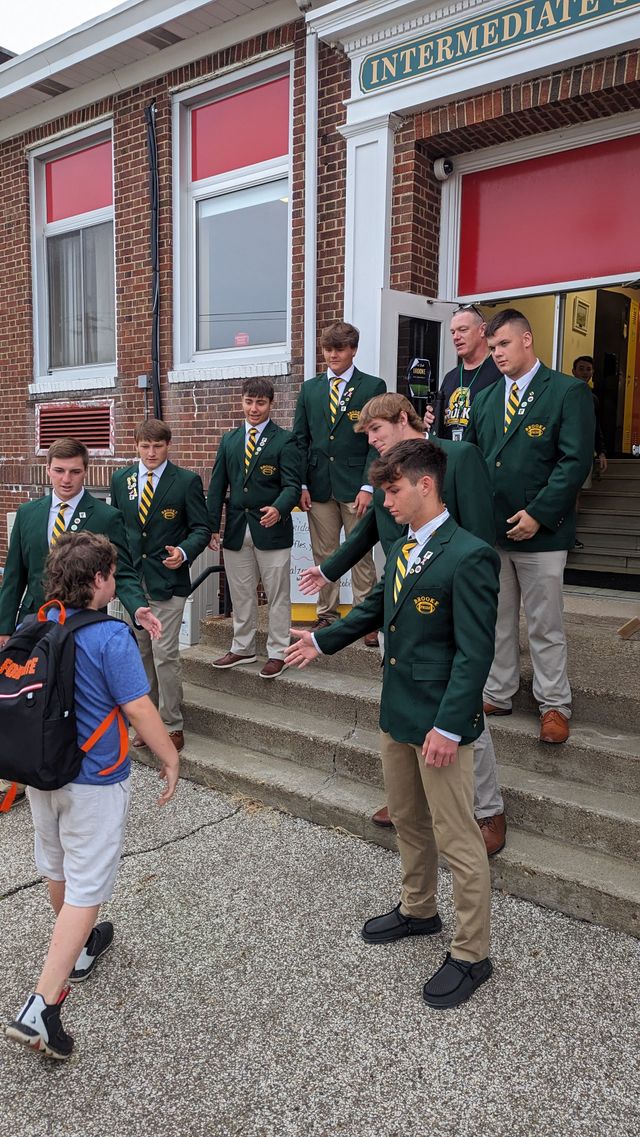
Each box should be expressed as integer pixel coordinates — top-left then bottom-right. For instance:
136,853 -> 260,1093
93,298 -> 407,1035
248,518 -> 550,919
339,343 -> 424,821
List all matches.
1,876 -> 44,902
121,804 -> 243,861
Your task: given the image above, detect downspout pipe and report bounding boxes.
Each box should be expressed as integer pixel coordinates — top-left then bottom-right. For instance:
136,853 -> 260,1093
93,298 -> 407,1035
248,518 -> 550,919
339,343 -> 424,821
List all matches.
144,99 -> 162,419
303,23 -> 318,382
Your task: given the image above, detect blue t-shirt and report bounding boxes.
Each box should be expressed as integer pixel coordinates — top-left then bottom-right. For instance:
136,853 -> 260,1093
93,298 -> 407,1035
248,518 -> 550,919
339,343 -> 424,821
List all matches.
48,608 -> 150,785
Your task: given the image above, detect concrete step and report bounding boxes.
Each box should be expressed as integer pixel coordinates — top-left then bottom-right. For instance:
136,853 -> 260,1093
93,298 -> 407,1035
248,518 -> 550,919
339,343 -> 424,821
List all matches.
499,762 -> 640,861
565,550 -> 640,574
579,508 -> 640,528
179,680 -> 640,861
574,528 -> 640,551
133,736 -> 640,938
582,491 -> 640,510
182,651 -> 640,793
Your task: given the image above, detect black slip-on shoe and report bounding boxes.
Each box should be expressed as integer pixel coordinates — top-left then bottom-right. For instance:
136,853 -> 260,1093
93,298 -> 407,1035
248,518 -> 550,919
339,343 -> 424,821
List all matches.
362,903 -> 442,945
423,953 -> 493,1009
69,921 -> 114,983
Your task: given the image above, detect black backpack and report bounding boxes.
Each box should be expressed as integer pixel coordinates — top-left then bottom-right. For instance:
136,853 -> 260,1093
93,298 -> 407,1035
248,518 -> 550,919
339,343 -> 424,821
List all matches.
0,603 -> 130,809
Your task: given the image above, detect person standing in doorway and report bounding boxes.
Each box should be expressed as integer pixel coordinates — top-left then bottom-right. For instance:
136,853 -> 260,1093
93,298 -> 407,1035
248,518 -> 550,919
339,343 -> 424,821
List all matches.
436,305 -> 502,441
465,309 -> 595,744
571,355 -> 608,549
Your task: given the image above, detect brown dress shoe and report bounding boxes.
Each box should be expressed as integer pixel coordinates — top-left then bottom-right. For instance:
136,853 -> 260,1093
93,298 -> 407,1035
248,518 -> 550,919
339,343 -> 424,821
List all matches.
211,652 -> 257,669
372,805 -> 394,829
132,733 -> 146,748
311,617 -> 334,631
363,631 -> 380,648
259,659 -> 288,679
477,812 -> 506,856
169,730 -> 184,752
539,710 -> 570,744
483,702 -> 512,716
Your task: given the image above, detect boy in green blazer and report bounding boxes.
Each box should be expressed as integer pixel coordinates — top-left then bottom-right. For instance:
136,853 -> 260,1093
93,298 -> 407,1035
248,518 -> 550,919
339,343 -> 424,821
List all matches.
110,420 -> 211,751
286,439 -> 500,1009
208,379 -> 301,679
298,393 -> 505,855
292,321 -> 386,638
465,309 -> 595,745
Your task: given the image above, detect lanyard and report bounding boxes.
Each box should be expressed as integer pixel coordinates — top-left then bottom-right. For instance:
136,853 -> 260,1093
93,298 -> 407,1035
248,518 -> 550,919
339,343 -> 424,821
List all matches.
459,359 -> 486,393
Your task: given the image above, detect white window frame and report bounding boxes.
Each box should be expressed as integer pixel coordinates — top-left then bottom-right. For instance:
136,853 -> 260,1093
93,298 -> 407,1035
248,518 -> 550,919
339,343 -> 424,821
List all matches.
170,55 -> 294,384
439,108 -> 640,304
29,123 -> 117,395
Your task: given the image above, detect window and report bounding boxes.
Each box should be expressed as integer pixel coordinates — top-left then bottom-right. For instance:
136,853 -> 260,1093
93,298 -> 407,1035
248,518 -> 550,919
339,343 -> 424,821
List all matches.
30,130 -> 116,392
172,63 -> 292,381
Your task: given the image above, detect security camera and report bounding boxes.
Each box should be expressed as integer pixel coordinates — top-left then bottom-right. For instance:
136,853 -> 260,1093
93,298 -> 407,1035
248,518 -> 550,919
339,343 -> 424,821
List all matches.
433,157 -> 454,182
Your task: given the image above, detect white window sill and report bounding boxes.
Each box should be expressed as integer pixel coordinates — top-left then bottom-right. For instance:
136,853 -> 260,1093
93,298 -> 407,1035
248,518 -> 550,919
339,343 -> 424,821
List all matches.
169,360 -> 291,383
29,373 -> 118,395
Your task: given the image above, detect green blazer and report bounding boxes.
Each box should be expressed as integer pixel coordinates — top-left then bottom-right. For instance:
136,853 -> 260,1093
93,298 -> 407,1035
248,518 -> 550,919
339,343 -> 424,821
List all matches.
292,367 -> 386,503
316,517 -> 500,747
465,365 -> 595,551
321,437 -> 495,581
207,421 -> 301,551
110,461 -> 211,601
0,491 -> 147,632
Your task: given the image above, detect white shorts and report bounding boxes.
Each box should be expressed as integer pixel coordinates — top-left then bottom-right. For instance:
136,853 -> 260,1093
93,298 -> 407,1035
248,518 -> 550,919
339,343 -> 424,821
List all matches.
27,779 -> 131,907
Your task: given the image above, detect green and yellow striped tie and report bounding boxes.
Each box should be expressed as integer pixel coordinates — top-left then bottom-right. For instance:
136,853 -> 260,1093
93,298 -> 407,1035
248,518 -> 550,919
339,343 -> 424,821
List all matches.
393,539 -> 418,603
245,427 -> 258,471
50,503 -> 68,548
329,377 -> 342,424
504,382 -> 520,433
139,471 -> 154,524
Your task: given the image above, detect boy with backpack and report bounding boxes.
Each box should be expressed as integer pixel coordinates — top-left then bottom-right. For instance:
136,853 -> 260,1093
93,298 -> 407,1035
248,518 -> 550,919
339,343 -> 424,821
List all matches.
3,531 -> 180,1061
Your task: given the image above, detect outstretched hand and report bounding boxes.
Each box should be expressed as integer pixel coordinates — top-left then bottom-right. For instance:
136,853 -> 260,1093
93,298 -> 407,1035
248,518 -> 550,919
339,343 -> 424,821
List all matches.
284,628 -> 320,670
135,608 -> 162,640
298,566 -> 325,596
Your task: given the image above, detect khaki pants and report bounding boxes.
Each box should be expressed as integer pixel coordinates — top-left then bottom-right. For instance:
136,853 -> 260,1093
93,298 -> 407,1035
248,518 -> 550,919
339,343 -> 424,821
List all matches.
224,529 -> 291,660
485,549 -> 571,717
134,593 -> 186,732
381,731 -> 491,962
308,498 -> 377,621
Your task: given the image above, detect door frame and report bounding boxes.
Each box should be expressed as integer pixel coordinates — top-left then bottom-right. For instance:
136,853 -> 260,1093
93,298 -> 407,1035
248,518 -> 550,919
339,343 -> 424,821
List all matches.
378,289 -> 458,392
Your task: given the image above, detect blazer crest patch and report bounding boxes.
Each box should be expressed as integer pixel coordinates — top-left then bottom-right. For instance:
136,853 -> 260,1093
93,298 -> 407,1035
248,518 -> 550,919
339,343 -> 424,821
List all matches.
525,424 -> 546,437
260,464 -> 277,476
161,508 -> 178,520
414,595 -> 440,615
347,410 -> 360,422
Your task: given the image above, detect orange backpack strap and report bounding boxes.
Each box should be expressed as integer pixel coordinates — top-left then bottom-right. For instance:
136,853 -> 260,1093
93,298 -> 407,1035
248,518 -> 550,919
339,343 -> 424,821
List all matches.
0,782 -> 18,812
37,599 -> 67,624
81,707 -> 130,778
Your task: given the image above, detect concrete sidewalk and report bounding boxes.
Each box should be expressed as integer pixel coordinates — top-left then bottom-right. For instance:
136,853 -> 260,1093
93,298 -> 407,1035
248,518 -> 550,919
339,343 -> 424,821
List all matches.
1,765 -> 639,1137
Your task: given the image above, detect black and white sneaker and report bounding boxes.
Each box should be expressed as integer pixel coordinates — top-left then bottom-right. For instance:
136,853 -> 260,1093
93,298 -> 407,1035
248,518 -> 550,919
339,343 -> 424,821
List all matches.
6,986 -> 73,1060
69,921 -> 114,983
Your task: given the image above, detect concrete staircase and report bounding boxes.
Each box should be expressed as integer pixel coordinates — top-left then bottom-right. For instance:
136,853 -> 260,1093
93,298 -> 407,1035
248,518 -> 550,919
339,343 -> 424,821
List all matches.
568,458 -> 640,575
136,612 -> 640,939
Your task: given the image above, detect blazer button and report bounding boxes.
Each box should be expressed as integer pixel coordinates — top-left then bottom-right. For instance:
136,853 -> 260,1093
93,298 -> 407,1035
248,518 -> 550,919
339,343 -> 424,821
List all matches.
329,435 -> 334,441
243,487 -> 249,493
496,460 -> 502,467
390,624 -> 396,632
142,554 -> 147,559
389,657 -> 396,665
329,456 -> 335,462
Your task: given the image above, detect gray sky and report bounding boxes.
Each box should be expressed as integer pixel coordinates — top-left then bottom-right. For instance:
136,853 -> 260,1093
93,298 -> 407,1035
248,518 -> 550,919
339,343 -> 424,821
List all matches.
1,1 -> 122,54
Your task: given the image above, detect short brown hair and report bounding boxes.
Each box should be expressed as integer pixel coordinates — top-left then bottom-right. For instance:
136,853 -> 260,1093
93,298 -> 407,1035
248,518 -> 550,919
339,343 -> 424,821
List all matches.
486,308 -> 532,338
320,320 -> 359,350
242,378 -> 274,401
355,393 -> 423,434
44,532 -> 116,610
370,438 -> 446,498
47,438 -> 89,468
134,418 -> 172,443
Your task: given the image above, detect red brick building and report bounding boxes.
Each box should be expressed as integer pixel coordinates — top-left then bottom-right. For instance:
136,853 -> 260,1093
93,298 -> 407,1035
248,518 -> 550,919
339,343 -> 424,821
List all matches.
1,0 -> 639,578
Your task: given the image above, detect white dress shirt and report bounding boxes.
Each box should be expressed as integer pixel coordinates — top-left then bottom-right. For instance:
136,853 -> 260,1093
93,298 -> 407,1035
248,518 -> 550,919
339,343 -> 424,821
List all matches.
47,489 -> 85,545
138,459 -> 187,564
503,359 -> 541,414
245,418 -> 271,442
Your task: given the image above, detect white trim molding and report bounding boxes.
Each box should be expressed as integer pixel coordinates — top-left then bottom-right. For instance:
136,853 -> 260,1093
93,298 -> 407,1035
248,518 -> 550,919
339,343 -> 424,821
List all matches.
168,360 -> 291,383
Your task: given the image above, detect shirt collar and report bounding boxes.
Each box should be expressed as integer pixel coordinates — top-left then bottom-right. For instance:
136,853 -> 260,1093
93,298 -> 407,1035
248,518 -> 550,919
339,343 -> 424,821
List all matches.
138,459 -> 168,480
505,359 -> 541,391
327,364 -> 355,384
51,489 -> 84,513
245,419 -> 270,438
409,508 -> 450,547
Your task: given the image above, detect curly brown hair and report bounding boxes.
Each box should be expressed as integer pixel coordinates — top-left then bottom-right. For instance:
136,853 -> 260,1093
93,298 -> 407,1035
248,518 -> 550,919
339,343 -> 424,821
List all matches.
44,532 -> 117,609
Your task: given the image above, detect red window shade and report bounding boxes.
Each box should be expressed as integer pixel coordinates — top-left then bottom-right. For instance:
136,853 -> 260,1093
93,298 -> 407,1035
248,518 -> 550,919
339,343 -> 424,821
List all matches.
458,134 -> 640,296
191,76 -> 289,181
46,141 -> 113,223
38,405 -> 112,451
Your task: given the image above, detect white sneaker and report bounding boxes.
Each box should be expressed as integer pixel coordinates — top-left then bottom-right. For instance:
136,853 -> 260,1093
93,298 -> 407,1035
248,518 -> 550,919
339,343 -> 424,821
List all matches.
69,921 -> 114,982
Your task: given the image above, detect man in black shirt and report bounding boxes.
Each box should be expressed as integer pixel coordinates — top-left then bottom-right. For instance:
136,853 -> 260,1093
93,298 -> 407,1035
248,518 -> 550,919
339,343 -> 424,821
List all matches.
437,305 -> 501,441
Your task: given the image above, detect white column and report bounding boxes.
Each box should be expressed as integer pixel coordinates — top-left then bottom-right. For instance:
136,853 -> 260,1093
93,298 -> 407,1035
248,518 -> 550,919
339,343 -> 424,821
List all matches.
339,112 -> 402,377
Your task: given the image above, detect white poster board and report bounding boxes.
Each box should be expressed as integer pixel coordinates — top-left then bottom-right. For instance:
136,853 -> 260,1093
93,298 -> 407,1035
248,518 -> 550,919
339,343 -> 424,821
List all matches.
290,510 -> 353,605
